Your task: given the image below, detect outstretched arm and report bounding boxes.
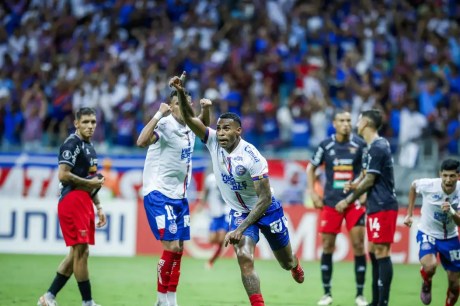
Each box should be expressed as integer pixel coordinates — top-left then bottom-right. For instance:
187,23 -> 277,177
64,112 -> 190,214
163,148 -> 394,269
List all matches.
198,98 -> 212,127
169,72 -> 207,140
404,181 -> 417,227
136,103 -> 170,147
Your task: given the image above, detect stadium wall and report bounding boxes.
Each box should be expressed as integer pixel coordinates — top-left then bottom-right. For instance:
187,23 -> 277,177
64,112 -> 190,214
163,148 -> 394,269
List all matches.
0,153 -> 421,263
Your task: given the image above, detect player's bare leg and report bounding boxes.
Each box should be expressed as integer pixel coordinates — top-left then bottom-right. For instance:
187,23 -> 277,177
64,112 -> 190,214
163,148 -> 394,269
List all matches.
73,244 -> 98,305
37,249 -> 74,306
272,241 -> 304,283
349,225 -> 367,306
234,236 -> 264,306
445,271 -> 460,306
157,240 -> 183,306
420,253 -> 437,305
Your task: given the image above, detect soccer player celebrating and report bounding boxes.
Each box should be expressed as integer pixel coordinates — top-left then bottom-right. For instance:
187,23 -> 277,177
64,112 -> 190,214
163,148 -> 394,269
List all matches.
170,72 -> 304,306
336,109 -> 398,306
197,171 -> 229,269
404,159 -> 460,306
306,110 -> 368,306
137,89 -> 210,306
38,107 -> 106,306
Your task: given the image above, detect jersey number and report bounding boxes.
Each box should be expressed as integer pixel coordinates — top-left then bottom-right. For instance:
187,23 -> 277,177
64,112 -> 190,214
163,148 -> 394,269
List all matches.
420,234 -> 435,245
368,217 -> 381,232
165,205 -> 177,220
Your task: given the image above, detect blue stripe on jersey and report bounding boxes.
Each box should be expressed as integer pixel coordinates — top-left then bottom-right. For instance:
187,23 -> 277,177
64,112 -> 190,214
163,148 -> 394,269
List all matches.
202,128 -> 210,143
153,131 -> 160,144
252,173 -> 269,181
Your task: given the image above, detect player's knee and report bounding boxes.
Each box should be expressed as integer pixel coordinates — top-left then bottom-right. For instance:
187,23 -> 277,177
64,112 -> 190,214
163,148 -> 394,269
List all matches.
236,250 -> 254,269
424,263 -> 437,275
73,245 -> 89,260
351,240 -> 365,254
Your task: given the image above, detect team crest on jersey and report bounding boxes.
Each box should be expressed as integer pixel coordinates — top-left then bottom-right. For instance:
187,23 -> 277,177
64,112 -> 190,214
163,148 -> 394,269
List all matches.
349,147 -> 357,154
329,149 -> 335,156
168,222 -> 178,234
421,242 -> 432,251
235,165 -> 246,176
234,217 -> 244,226
62,150 -> 72,160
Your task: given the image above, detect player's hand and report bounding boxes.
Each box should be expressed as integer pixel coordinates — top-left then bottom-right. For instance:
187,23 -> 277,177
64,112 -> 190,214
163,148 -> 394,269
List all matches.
335,200 -> 348,213
88,176 -> 104,189
310,192 -> 324,209
343,180 -> 356,193
224,229 -> 243,247
169,71 -> 186,92
403,215 -> 413,227
200,98 -> 212,108
96,208 -> 107,228
158,102 -> 171,117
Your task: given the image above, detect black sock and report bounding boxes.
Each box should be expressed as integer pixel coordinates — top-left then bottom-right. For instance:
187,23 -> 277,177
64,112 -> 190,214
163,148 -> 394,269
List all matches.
378,257 -> 393,306
369,252 -> 379,305
321,253 -> 333,295
77,280 -> 92,302
355,255 -> 366,296
48,272 -> 70,297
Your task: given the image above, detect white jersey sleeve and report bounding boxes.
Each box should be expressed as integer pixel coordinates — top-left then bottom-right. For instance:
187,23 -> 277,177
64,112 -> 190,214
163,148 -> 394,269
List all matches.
415,178 -> 460,239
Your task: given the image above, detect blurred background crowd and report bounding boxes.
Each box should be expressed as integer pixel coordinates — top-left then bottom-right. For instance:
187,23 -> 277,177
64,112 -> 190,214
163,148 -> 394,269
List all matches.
0,0 -> 459,167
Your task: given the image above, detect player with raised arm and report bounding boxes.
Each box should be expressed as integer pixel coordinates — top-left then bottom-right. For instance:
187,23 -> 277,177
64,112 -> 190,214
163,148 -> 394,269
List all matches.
170,72 -> 304,306
37,107 -> 106,306
306,110 -> 368,306
404,159 -> 460,306
335,109 -> 398,306
137,88 -> 210,306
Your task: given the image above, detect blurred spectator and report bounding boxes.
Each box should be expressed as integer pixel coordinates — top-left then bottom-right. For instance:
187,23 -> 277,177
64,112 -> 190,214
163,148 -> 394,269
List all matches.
0,0 -> 458,159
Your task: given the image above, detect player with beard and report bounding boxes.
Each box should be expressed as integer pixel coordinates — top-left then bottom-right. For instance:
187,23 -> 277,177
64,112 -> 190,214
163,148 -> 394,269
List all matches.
170,72 -> 304,306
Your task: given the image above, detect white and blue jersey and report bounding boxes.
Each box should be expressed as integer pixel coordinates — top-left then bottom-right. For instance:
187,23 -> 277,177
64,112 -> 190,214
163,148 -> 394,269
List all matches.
203,128 -> 288,250
414,178 -> 460,271
203,128 -> 280,213
142,115 -> 195,241
142,114 -> 195,199
415,178 -> 460,240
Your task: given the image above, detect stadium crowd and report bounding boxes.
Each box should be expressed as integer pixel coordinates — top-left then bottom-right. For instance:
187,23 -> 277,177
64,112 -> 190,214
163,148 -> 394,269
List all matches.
0,0 -> 459,157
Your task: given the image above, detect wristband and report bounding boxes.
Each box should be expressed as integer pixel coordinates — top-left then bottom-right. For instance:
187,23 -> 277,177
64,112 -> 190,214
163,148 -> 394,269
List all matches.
95,203 -> 102,210
449,206 -> 456,216
153,111 -> 163,121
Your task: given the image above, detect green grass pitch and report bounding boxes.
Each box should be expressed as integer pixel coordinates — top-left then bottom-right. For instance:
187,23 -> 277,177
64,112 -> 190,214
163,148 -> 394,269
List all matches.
0,253 -> 450,305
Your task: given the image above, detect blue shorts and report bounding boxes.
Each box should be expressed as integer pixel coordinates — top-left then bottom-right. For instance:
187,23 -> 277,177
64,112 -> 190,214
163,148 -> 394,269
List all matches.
210,215 -> 229,232
144,190 -> 190,241
417,230 -> 460,272
229,206 -> 290,251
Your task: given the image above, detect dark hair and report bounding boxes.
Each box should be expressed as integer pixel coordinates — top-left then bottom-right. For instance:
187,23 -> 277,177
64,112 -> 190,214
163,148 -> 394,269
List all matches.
75,107 -> 96,120
219,112 -> 242,127
169,90 -> 191,100
440,159 -> 460,172
361,109 -> 383,130
333,109 -> 349,120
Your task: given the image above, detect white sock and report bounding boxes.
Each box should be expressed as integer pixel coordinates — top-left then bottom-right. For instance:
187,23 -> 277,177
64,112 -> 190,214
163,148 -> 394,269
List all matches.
45,292 -> 55,300
158,292 -> 168,303
167,291 -> 177,305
